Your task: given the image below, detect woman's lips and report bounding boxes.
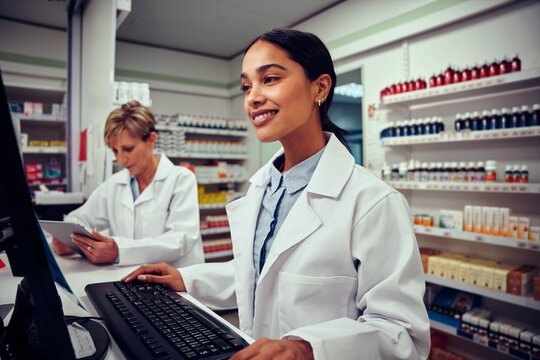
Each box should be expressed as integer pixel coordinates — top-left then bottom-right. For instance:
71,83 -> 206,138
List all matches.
251,110 -> 278,127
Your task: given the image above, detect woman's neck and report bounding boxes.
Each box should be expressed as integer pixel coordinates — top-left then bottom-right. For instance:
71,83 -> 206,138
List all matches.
136,154 -> 159,191
280,131 -> 326,172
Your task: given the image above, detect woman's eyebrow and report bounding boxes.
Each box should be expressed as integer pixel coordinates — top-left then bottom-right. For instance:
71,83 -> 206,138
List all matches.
241,63 -> 287,79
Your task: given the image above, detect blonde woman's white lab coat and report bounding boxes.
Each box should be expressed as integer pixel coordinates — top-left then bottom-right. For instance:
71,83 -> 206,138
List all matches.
66,154 -> 203,267
180,134 -> 430,359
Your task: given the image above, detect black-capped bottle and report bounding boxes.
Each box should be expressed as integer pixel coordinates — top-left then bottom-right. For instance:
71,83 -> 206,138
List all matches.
520,165 -> 529,183
520,105 -> 530,127
511,54 -> 521,73
504,165 -> 513,183
462,112 -> 472,130
455,113 -> 463,132
489,59 -> 499,77
471,111 -> 480,131
500,108 -> 510,129
510,106 -> 520,128
476,161 -> 486,182
490,109 -> 500,129
531,104 -> 540,127
467,162 -> 476,182
499,57 -> 509,75
481,110 -> 490,130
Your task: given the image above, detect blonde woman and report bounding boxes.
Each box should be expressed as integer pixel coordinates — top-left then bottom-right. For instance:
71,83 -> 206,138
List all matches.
52,101 -> 203,267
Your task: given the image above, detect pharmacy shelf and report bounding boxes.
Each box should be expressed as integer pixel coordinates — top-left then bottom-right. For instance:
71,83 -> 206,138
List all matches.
27,178 -> 68,187
199,203 -> 228,210
429,319 -> 535,360
201,227 -> 230,236
13,113 -> 67,123
382,126 -> 540,146
389,181 -> 540,194
22,147 -> 67,154
156,125 -> 248,137
380,67 -> 540,108
425,274 -> 540,311
415,225 -> 540,252
204,250 -> 233,260
165,152 -> 248,160
197,178 -> 247,185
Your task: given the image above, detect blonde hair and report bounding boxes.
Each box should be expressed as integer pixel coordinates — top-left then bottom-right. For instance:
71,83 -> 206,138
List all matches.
104,100 -> 156,147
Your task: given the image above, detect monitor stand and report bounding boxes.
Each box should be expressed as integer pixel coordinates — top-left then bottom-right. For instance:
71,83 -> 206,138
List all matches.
0,278 -> 109,360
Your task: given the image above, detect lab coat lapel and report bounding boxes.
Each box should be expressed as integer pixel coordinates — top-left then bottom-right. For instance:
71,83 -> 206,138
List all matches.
227,183 -> 266,329
258,192 -> 321,282
118,171 -> 134,211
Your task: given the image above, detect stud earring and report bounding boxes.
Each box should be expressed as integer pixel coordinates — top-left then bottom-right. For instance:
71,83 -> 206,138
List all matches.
318,99 -> 321,106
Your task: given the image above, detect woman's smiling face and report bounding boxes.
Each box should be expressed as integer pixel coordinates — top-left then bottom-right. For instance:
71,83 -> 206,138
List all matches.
241,40 -> 320,144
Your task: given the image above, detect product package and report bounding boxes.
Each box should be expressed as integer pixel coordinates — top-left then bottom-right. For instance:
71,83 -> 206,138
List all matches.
517,217 -> 530,240
507,265 -> 538,296
439,210 -> 463,229
499,208 -> 510,236
508,216 -> 518,238
464,205 -> 473,232
473,206 -> 482,233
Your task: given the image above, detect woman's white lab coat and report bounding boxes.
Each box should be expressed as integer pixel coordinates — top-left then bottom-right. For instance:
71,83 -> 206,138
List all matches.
180,134 -> 430,359
66,154 -> 203,267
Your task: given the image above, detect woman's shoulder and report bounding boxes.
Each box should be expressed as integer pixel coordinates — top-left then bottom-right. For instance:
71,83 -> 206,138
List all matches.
348,164 -> 399,200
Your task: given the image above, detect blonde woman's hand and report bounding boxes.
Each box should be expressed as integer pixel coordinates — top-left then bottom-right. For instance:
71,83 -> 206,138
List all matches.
71,229 -> 119,264
52,236 -> 75,255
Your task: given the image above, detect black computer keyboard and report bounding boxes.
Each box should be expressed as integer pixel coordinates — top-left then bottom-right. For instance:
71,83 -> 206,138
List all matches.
85,281 -> 249,360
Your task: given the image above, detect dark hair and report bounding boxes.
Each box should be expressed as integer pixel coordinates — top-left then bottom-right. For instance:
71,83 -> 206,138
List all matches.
245,28 -> 349,147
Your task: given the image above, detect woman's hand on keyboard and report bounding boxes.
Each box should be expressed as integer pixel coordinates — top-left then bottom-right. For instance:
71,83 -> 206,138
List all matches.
230,338 -> 314,360
121,262 -> 186,292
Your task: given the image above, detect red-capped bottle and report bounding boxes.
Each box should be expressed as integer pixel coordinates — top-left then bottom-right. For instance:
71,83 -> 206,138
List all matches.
420,78 -> 427,89
436,73 -> 444,87
408,79 -> 416,92
414,78 -> 422,91
429,74 -> 437,88
390,83 -> 397,95
499,57 -> 509,74
444,65 -> 454,85
380,87 -> 389,100
511,54 -> 521,72
461,67 -> 471,82
401,80 -> 409,93
479,62 -> 489,78
453,67 -> 462,83
470,64 -> 479,80
489,59 -> 499,77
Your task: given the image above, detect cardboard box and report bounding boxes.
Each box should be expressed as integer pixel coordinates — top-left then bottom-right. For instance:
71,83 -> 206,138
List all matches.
419,248 -> 440,274
439,210 -> 463,230
427,256 -> 440,277
499,208 -> 510,236
518,217 -> 530,240
507,265 -> 538,296
530,226 -> 540,242
490,207 -> 499,235
464,205 -> 473,232
534,276 -> 540,301
508,216 -> 518,238
458,261 -> 471,283
482,207 -> 492,234
493,265 -> 514,292
473,206 -> 482,233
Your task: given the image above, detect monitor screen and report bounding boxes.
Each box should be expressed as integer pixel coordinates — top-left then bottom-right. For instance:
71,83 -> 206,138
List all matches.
0,69 -> 76,359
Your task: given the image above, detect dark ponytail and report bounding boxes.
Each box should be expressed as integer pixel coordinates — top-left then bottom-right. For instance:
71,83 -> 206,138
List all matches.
245,28 -> 349,147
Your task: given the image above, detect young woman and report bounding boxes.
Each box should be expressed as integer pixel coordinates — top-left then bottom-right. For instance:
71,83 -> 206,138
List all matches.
123,29 -> 430,359
52,101 -> 203,267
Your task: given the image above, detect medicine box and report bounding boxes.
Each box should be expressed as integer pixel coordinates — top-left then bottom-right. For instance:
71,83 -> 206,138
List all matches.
464,205 -> 473,232
439,210 -> 463,230
507,265 -> 538,296
499,208 -> 510,236
473,206 -> 482,233
508,216 -> 518,238
517,217 -> 529,240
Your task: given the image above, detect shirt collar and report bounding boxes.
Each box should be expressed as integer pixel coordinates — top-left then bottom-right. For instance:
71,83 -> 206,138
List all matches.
269,147 -> 325,195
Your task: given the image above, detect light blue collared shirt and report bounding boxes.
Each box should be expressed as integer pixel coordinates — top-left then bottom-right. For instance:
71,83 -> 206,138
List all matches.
252,147 -> 325,293
130,176 -> 140,201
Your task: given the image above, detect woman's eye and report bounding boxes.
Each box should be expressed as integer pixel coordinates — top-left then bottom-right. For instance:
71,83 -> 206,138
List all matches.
263,76 -> 279,84
240,84 -> 251,93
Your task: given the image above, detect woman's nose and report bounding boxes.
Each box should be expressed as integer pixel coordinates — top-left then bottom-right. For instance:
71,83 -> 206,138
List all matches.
246,84 -> 265,106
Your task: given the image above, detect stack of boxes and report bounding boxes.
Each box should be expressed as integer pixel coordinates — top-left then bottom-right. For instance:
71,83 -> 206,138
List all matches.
421,248 -> 539,297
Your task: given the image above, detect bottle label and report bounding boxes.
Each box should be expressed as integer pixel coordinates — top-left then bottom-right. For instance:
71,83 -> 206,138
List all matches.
520,174 -> 529,183
485,171 -> 496,182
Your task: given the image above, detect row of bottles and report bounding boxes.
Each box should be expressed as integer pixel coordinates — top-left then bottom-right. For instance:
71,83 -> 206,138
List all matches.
429,55 -> 521,88
382,160 -> 529,184
380,55 -> 521,100
455,104 -> 540,132
380,117 -> 444,139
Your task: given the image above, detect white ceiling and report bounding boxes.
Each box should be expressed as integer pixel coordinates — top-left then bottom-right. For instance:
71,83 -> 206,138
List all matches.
0,0 -> 344,59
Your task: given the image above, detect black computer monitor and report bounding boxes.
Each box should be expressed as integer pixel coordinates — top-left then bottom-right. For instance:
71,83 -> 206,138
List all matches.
0,69 -> 76,359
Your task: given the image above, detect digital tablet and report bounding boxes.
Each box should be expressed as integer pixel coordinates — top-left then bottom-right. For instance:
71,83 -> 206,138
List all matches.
39,220 -> 94,255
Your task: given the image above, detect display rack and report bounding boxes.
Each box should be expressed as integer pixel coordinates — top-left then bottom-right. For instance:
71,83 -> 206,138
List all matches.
388,181 -> 540,194
382,126 -> 540,146
155,121 -> 248,262
415,225 -> 540,251
380,66 -> 540,356
380,68 -> 540,108
425,274 -> 540,311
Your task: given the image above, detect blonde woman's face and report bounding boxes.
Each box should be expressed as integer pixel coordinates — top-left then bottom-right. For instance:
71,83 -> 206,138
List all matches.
110,129 -> 155,177
241,40 -> 320,143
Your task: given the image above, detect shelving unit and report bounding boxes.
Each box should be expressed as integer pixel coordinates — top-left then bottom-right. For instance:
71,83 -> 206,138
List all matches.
380,67 -> 540,357
155,121 -> 249,262
415,225 -> 540,251
380,68 -> 540,108
382,126 -> 540,146
425,274 -> 540,311
429,320 -> 536,360
389,181 -> 539,194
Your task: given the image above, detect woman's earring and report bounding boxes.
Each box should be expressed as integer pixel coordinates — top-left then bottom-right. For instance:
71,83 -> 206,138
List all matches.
318,99 -> 321,107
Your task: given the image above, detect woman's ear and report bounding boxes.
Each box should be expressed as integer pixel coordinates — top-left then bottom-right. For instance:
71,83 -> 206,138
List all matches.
315,74 -> 332,103
147,131 -> 157,147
